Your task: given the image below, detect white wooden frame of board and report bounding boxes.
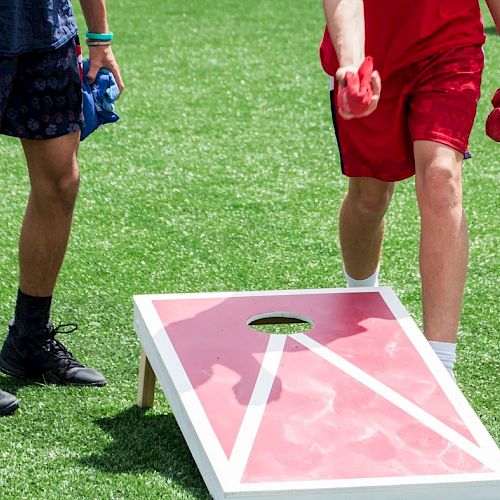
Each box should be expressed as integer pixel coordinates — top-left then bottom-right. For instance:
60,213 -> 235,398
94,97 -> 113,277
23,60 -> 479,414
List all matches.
133,287 -> 500,500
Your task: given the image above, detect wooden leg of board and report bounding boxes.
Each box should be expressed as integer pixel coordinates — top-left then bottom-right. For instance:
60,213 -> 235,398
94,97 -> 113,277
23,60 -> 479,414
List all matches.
137,349 -> 156,408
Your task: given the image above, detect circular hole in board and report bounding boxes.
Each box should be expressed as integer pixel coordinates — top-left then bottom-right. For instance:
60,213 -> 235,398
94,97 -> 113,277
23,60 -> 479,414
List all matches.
247,312 -> 313,335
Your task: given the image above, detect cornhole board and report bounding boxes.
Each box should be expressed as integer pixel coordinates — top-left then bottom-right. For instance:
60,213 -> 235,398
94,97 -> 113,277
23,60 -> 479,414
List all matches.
133,287 -> 500,499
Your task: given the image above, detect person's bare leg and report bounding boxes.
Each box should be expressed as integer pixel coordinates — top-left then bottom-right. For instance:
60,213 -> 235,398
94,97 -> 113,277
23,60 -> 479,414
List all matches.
339,176 -> 394,280
0,131 -> 105,387
414,140 -> 467,345
19,132 -> 80,297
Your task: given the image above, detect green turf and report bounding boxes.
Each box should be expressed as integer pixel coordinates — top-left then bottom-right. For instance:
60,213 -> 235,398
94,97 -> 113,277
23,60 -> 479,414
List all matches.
0,1 -> 498,497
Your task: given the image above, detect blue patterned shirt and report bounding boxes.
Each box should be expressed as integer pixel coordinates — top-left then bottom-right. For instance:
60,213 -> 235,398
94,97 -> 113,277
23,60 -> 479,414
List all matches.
0,0 -> 77,56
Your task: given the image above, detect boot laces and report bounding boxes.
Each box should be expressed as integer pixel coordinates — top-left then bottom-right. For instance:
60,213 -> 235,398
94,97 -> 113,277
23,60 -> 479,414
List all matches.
41,323 -> 84,370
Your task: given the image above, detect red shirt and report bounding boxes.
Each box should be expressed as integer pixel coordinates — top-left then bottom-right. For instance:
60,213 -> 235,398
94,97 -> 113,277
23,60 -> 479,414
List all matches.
320,0 -> 486,77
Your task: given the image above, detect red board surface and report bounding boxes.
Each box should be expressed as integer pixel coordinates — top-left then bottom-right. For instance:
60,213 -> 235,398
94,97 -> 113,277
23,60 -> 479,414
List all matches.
244,340 -> 485,482
151,292 -> 489,480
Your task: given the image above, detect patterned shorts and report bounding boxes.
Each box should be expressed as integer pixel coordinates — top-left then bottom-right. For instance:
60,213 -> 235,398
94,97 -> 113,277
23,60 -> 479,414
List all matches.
0,36 -> 83,140
330,45 -> 484,182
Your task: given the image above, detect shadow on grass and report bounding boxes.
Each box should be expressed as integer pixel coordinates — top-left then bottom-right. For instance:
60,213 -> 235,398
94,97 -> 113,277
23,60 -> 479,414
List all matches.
485,26 -> 498,36
0,374 -> 40,395
82,406 -> 210,498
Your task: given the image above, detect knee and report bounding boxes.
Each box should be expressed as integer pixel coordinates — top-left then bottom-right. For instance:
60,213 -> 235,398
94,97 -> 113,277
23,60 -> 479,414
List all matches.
33,168 -> 80,213
417,160 -> 462,216
347,183 -> 393,219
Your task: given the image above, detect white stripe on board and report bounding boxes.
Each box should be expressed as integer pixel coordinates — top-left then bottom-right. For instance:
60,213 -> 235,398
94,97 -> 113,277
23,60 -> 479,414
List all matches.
291,332 -> 500,473
228,334 -> 287,483
135,299 -> 232,491
232,471 -> 500,493
133,286 -> 379,303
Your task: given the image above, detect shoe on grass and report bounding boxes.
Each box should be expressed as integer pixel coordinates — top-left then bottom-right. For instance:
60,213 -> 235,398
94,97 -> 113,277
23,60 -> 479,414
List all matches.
0,387 -> 19,416
0,321 -> 106,387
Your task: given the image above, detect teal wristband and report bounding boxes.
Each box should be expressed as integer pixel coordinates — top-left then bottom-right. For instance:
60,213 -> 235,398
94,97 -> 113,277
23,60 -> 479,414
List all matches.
85,31 -> 113,41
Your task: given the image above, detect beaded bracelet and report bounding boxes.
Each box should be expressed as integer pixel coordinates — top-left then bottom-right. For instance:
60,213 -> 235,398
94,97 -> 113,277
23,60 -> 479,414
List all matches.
85,31 -> 113,41
86,40 -> 112,46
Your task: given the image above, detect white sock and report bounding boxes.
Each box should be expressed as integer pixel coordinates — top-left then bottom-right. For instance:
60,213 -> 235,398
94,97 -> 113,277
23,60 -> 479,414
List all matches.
344,265 -> 380,287
429,340 -> 457,379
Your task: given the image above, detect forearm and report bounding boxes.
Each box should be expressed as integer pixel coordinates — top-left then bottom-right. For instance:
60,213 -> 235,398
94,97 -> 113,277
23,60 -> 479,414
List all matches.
485,0 -> 500,35
323,0 -> 365,67
78,0 -> 124,91
78,0 -> 109,33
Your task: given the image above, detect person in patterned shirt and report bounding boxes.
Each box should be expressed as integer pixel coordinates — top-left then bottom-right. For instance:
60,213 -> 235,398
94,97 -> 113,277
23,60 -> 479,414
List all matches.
0,0 -> 123,416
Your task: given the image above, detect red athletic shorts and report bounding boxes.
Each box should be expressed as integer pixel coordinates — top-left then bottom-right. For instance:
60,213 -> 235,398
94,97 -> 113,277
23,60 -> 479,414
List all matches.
330,46 -> 484,182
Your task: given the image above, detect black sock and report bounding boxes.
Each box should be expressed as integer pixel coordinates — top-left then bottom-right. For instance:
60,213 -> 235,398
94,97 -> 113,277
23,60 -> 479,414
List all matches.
14,288 -> 52,332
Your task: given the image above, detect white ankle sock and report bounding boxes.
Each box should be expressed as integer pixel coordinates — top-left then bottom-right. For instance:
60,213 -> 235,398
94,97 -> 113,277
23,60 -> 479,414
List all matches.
429,340 -> 456,379
344,265 -> 380,287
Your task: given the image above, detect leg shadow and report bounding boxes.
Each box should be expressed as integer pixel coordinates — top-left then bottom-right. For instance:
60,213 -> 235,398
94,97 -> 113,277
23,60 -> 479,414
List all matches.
0,374 -> 40,395
81,406 -> 210,498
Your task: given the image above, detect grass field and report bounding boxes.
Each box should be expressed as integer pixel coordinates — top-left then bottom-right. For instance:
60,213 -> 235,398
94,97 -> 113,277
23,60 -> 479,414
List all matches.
0,1 -> 498,498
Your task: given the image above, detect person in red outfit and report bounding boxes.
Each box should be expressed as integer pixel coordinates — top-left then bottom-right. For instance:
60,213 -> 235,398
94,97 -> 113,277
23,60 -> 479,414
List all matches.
320,0 -> 499,378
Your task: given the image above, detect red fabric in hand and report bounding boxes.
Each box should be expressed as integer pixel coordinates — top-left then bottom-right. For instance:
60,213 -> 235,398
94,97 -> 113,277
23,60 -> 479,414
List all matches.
486,88 -> 500,142
338,57 -> 374,116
